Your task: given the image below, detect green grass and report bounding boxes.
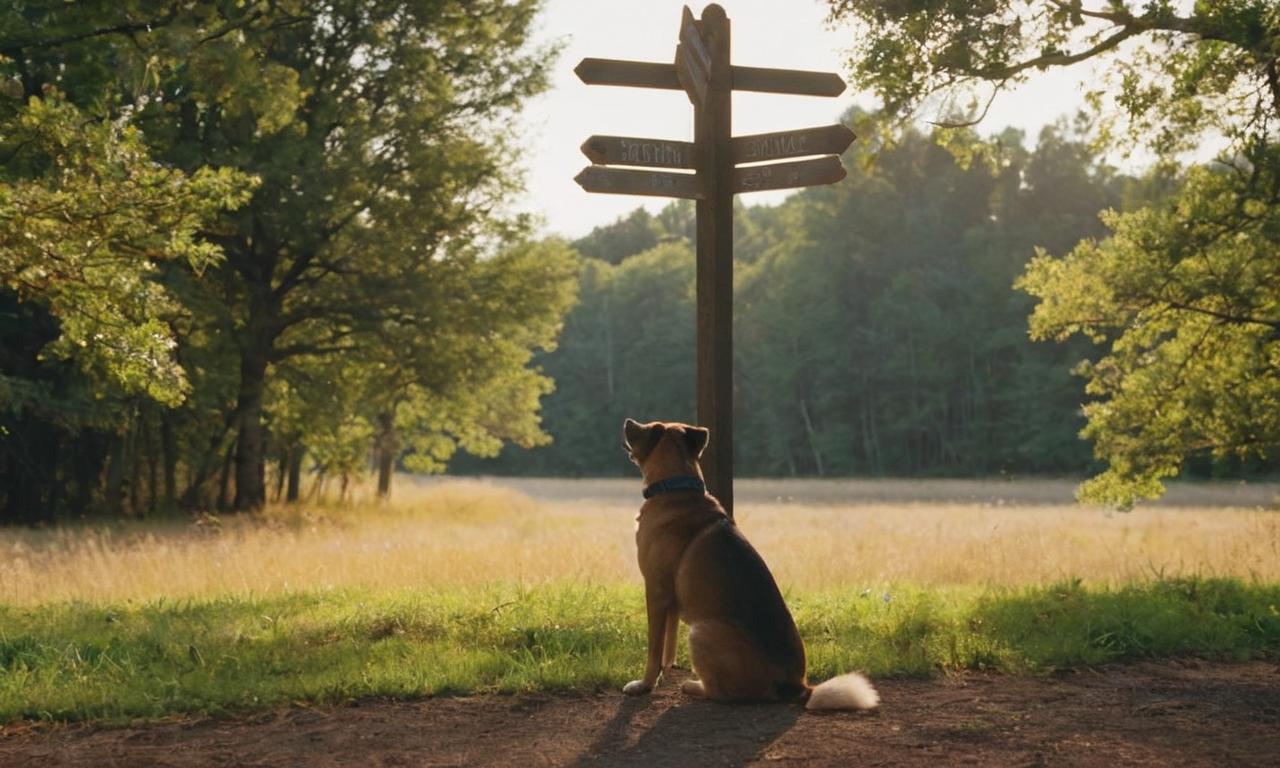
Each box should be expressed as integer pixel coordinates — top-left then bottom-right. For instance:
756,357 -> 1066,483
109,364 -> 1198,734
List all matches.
2,578 -> 1278,724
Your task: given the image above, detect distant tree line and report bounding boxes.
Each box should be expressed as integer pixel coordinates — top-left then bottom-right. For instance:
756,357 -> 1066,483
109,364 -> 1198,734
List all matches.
455,121 -> 1168,479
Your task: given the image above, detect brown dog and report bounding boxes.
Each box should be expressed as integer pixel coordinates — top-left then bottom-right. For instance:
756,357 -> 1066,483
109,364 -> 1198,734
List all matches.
622,418 -> 878,710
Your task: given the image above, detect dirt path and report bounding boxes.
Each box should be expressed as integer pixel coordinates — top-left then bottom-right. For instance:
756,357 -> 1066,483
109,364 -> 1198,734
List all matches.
3,661 -> 1278,767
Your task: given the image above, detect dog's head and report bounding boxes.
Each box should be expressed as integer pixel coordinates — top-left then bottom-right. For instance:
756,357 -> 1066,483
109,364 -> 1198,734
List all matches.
623,418 -> 710,477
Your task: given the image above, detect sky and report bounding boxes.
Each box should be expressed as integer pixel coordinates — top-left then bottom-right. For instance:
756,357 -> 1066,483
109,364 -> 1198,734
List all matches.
515,0 -> 1096,239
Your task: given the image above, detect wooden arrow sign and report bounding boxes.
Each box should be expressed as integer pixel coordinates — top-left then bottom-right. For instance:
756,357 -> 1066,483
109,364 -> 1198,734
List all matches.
575,59 -> 845,98
732,124 -> 856,165
732,65 -> 846,97
732,155 -> 846,194
581,135 -> 699,170
575,58 -> 680,90
575,166 -> 704,199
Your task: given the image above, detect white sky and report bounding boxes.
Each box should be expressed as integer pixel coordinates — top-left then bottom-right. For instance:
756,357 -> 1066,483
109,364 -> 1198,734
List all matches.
517,0 -> 1097,239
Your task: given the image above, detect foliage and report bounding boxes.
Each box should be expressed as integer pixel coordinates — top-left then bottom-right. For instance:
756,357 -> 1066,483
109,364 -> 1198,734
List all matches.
0,92 -> 253,407
827,0 -> 1280,503
2,577 -> 1276,723
827,0 -> 1278,154
1019,151 -> 1280,507
0,0 -> 574,519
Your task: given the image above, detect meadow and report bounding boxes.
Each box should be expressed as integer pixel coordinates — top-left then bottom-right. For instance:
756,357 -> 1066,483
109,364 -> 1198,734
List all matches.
2,478 -> 1278,723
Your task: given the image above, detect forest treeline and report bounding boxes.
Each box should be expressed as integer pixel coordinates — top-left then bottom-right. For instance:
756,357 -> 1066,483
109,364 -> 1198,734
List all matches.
458,123 -> 1137,478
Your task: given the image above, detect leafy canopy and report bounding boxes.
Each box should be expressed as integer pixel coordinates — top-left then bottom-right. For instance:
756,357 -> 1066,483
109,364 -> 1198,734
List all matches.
829,0 -> 1280,504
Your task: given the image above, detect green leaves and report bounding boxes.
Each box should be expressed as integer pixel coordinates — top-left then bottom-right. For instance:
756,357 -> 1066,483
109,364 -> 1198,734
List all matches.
1018,154 -> 1280,507
0,92 -> 256,406
829,0 -> 1279,158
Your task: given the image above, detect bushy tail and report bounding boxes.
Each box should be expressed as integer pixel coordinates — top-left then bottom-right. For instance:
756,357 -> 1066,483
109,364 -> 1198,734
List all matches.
804,672 -> 879,711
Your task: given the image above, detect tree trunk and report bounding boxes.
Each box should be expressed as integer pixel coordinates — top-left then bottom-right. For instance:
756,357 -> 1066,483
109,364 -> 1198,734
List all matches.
799,398 -> 825,477
375,412 -> 396,500
72,430 -> 103,518
286,444 -> 303,503
161,412 -> 177,512
274,450 -> 287,502
217,440 -> 236,511
233,344 -> 270,511
104,431 -> 127,517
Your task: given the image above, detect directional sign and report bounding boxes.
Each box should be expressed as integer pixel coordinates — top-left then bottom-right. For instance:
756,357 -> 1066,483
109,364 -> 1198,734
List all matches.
575,166 -> 704,199
575,59 -> 847,98
581,135 -> 699,170
574,4 -> 858,519
574,58 -> 680,90
732,155 -> 846,194
732,65 -> 846,97
731,124 -> 855,165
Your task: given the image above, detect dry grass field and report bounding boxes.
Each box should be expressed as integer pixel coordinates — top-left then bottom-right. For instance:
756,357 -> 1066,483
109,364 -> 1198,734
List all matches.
3,477 -> 1277,606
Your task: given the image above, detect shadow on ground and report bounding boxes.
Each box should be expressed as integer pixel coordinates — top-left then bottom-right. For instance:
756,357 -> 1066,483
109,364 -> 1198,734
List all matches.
574,693 -> 802,766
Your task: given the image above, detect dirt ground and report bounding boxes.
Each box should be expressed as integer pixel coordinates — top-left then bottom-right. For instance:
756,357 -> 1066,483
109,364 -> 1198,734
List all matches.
3,661 -> 1278,767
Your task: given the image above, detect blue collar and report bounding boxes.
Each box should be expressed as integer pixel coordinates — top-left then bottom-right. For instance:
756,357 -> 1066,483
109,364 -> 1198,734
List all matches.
642,475 -> 706,499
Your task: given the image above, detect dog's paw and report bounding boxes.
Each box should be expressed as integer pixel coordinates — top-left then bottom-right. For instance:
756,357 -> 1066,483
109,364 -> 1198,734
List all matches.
622,679 -> 652,696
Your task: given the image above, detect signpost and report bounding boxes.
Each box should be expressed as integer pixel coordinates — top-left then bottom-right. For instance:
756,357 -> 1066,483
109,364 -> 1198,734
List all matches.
575,4 -> 855,518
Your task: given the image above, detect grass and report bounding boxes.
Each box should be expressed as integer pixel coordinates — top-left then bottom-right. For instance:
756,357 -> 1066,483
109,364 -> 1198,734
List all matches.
2,479 -> 1278,605
1,478 -> 1278,724
2,579 -> 1277,723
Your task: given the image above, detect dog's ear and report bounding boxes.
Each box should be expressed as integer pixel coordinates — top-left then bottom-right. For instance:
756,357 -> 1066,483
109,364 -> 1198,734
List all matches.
684,426 -> 710,459
623,418 -> 646,451
623,419 -> 665,462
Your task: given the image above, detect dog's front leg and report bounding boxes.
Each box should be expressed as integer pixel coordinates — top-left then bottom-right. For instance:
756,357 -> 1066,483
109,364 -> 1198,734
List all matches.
623,582 -> 671,695
661,609 -> 679,671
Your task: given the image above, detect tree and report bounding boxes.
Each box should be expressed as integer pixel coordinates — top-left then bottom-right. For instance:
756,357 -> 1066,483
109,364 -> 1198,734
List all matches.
0,88 -> 253,522
5,0 -> 565,513
1017,154 -> 1280,507
828,0 -> 1280,504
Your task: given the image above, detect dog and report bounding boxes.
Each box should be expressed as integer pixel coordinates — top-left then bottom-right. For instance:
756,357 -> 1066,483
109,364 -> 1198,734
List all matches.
621,418 -> 878,710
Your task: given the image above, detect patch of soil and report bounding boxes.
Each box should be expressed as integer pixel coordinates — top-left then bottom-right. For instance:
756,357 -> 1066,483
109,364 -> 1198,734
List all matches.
3,661 -> 1278,767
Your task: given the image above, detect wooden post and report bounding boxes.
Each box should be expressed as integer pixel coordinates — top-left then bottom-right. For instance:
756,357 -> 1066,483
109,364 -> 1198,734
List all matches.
694,5 -> 734,517
573,5 -> 853,522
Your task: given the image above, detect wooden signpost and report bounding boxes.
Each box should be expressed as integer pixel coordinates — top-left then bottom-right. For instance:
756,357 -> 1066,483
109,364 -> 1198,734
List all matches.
575,4 -> 855,518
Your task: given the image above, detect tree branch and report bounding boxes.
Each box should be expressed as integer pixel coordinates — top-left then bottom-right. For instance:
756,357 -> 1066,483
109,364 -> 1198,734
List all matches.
969,24 -> 1141,80
3,4 -> 180,51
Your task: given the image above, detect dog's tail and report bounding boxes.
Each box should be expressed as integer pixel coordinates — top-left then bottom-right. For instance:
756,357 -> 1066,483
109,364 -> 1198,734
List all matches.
803,672 -> 879,711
